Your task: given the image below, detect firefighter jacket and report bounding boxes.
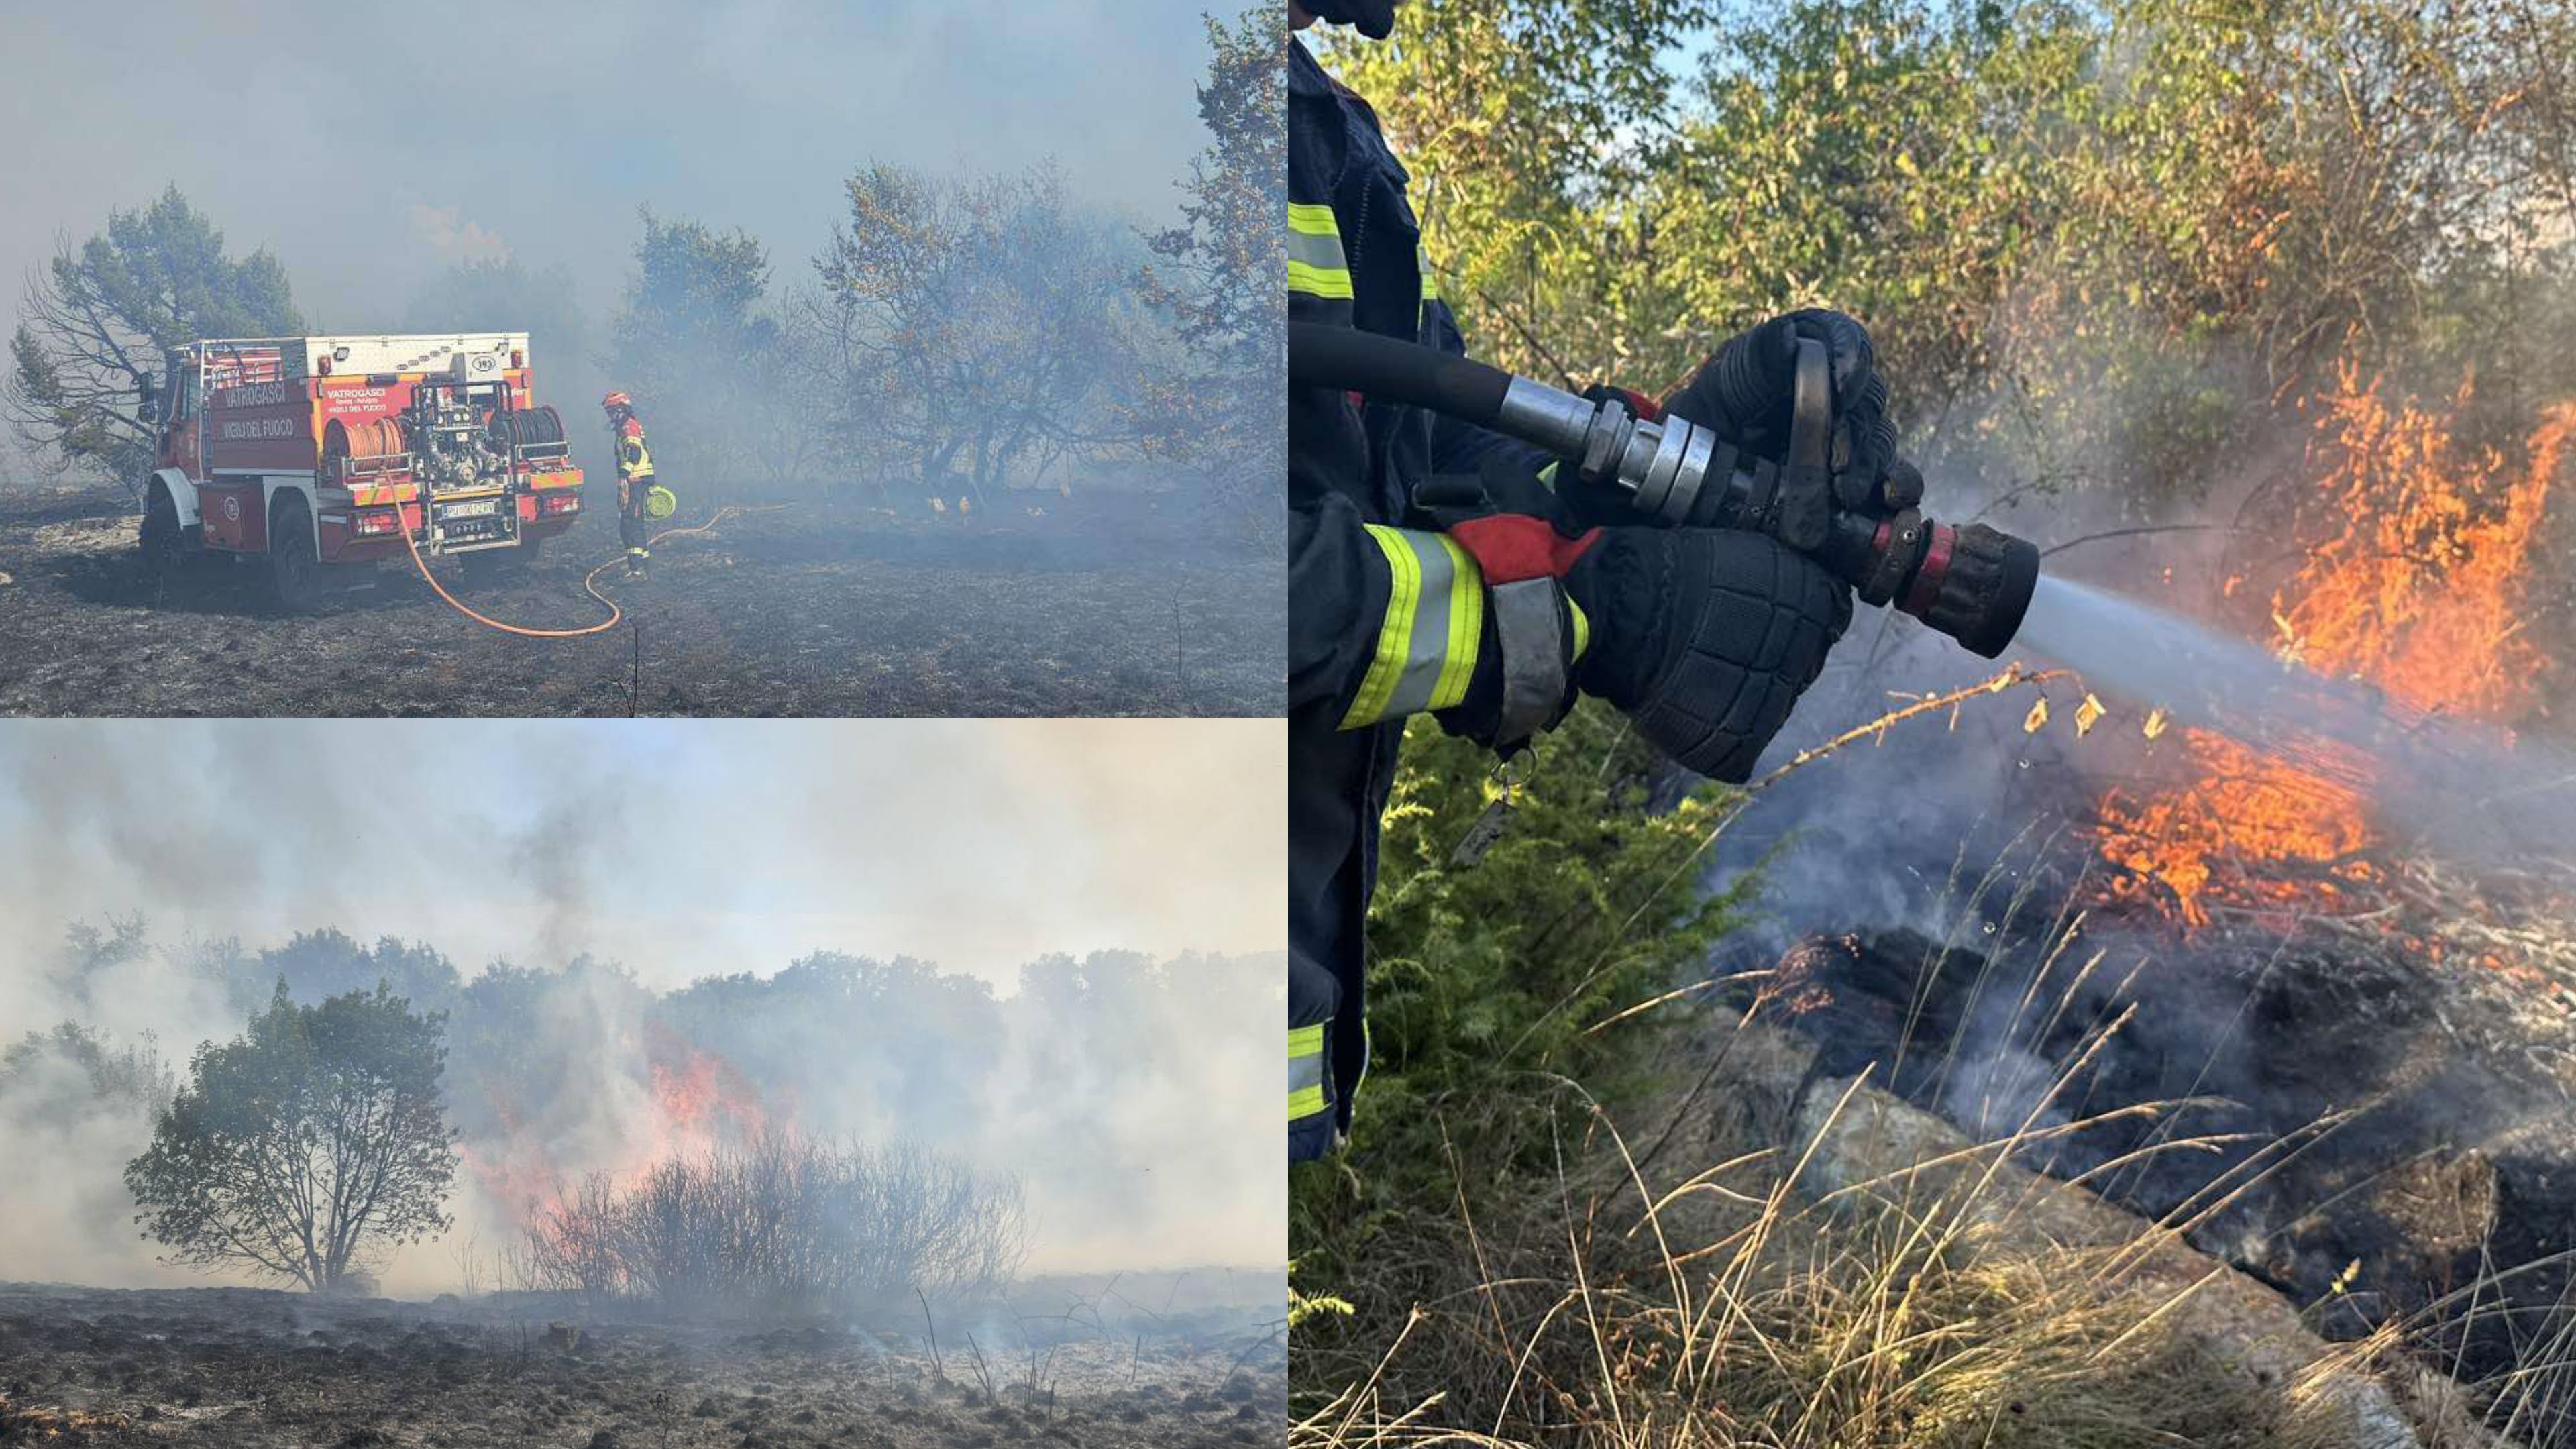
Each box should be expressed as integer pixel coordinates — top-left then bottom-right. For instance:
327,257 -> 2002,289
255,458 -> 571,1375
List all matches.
615,417 -> 655,485
1288,36 -> 1556,1163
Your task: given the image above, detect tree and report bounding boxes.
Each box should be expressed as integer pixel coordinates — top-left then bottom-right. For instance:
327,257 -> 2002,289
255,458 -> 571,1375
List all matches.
801,162 -> 1139,508
125,982 -> 458,1293
606,208 -> 796,497
1132,11 -> 1288,541
6,186 -> 301,487
403,257 -> 587,363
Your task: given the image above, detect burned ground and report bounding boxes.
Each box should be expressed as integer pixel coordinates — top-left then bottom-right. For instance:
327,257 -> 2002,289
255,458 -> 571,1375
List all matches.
0,1280 -> 1285,1448
0,485 -> 1280,717
1751,915 -> 2576,1408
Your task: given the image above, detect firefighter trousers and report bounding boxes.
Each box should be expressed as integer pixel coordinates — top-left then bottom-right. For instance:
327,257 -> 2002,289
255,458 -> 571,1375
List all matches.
620,479 -> 653,555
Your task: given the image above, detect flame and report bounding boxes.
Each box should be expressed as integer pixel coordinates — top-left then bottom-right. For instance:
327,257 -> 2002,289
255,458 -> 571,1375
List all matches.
460,1025 -> 775,1232
2091,368 -> 2574,929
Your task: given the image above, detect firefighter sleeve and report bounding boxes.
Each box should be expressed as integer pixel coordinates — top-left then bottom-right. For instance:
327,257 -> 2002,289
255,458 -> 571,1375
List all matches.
1289,489 -> 1486,729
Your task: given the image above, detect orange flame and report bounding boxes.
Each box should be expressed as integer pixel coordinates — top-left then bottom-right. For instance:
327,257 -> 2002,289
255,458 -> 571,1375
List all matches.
2092,368 -> 2573,928
461,1026 -> 775,1230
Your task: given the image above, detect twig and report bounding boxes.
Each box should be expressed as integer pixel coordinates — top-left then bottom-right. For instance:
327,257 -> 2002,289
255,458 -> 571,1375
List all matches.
963,1332 -> 999,1403
916,1287 -> 943,1382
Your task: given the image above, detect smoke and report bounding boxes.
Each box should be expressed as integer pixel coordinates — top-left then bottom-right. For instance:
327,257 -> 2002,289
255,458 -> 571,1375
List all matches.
0,719 -> 1283,1297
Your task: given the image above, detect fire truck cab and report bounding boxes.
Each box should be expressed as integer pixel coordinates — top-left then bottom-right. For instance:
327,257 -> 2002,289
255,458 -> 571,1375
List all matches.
138,333 -> 586,611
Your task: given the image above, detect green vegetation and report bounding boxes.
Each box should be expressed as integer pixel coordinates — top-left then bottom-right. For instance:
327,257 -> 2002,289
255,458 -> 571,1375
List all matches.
125,983 -> 458,1294
1291,702 -> 1750,1365
5,186 -> 300,485
1296,1 -> 2576,1441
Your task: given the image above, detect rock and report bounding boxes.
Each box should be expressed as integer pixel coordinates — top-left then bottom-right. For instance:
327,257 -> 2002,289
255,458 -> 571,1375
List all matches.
1693,1021 -> 2506,1449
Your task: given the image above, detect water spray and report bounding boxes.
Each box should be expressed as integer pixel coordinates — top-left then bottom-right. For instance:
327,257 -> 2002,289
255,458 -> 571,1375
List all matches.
1287,321 -> 2041,657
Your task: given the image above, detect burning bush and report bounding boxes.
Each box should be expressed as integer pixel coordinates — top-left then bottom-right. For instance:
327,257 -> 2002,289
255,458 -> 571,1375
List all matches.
525,1134 -> 1026,1318
2092,370 -> 2576,930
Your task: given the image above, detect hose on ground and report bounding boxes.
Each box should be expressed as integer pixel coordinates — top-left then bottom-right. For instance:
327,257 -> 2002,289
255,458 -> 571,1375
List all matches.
398,504 -> 765,639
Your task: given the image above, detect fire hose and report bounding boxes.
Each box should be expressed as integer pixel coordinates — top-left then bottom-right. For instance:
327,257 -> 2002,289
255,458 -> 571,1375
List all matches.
398,504 -> 761,639
1287,321 -> 2040,657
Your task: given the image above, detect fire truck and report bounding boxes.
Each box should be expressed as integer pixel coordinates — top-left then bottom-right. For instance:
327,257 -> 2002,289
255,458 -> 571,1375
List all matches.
136,333 -> 586,610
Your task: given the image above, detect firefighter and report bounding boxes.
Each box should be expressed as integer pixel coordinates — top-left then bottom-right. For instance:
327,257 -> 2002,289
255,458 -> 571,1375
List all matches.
602,392 -> 655,577
1289,1 -> 1911,1161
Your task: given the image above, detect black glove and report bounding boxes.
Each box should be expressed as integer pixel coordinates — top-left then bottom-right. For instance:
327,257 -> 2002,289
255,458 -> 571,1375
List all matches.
1664,309 -> 1917,512
1304,0 -> 1397,37
1563,528 -> 1851,782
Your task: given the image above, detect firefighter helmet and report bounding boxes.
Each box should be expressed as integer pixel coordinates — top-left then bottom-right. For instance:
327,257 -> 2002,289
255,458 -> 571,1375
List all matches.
602,391 -> 633,413
644,484 -> 678,521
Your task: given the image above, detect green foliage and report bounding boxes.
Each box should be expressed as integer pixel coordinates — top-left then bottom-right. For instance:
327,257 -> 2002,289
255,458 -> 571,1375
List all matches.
607,208 -> 792,494
125,982 -> 458,1293
232,928 -> 464,1018
0,1022 -> 174,1119
1290,701 -> 1750,1294
1134,9 -> 1289,543
1322,0 -> 2571,508
5,186 -> 300,484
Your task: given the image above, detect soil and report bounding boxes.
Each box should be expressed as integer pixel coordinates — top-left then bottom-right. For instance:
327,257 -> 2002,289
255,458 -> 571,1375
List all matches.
0,484 -> 1281,717
0,1280 -> 1286,1448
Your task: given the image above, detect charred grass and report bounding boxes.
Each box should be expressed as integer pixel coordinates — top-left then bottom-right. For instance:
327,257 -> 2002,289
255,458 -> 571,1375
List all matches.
0,1282 -> 1284,1448
0,484 -> 1279,717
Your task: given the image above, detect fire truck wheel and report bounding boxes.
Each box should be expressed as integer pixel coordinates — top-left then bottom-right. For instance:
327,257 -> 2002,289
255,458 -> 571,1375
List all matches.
267,496 -> 321,615
138,485 -> 186,577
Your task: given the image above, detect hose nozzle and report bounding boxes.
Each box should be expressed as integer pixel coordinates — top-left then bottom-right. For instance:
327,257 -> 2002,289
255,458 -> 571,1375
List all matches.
1287,321 -> 2041,657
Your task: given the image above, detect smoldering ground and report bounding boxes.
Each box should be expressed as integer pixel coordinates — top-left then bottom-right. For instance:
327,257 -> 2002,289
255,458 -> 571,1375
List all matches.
0,719 -> 1285,1298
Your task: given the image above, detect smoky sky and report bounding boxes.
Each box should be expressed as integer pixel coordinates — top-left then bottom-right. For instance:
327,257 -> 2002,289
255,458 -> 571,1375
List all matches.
0,718 -> 1285,1284
0,718 -> 1283,1008
0,0 -> 1247,474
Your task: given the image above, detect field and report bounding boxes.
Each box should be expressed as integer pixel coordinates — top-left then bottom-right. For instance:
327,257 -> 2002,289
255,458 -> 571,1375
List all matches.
0,1278 -> 1285,1448
0,484 -> 1280,718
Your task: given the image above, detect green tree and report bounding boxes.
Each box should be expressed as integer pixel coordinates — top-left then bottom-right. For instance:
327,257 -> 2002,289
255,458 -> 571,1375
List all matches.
125,982 -> 458,1293
607,209 -> 793,496
6,186 -> 301,487
802,162 -> 1138,509
1132,10 -> 1287,541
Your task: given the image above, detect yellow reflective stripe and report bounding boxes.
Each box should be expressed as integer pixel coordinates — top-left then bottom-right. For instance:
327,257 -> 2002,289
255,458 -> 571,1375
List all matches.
1342,527 -> 1419,728
1288,260 -> 1354,299
1340,527 -> 1484,729
1287,203 -> 1340,237
1289,1020 -> 1329,1122
1570,596 -> 1591,662
1288,204 -> 1354,299
1430,534 -> 1481,710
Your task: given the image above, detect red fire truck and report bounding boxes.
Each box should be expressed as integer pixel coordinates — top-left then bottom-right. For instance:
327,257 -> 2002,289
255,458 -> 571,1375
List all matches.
137,333 -> 586,610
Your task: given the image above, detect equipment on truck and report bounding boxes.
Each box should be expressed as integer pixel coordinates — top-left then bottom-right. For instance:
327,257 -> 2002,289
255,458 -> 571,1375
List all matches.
135,333 -> 586,612
1286,321 -> 2039,658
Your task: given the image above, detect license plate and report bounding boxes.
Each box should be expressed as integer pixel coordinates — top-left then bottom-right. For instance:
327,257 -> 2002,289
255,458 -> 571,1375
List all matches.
439,499 -> 498,520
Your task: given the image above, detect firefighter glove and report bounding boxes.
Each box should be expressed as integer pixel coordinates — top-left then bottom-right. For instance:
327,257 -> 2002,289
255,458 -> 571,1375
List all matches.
1664,309 -> 1911,511
1563,527 -> 1852,782
1303,0 -> 1398,37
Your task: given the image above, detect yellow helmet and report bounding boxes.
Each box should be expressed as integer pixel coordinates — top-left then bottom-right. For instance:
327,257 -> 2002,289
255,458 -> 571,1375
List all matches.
643,484 -> 678,521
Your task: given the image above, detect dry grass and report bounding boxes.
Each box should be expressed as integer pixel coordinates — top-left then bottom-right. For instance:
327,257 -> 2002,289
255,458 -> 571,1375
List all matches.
1297,883 -> 2546,1449
1295,1070 -> 2423,1448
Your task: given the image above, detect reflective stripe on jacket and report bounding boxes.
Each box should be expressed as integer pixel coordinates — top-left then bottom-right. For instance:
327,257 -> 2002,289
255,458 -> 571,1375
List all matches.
1287,36 -> 1550,1162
